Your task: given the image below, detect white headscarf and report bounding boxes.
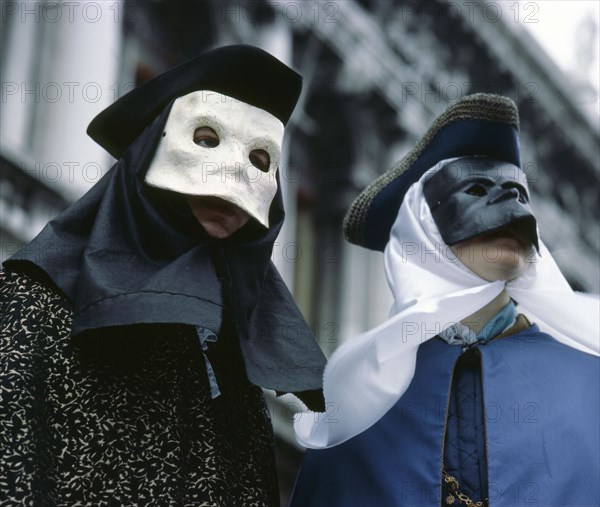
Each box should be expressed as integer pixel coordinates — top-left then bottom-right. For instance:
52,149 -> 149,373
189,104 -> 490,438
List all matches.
294,159 -> 600,449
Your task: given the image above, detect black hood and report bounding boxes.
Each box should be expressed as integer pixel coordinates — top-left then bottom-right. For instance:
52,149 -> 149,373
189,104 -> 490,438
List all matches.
5,99 -> 326,411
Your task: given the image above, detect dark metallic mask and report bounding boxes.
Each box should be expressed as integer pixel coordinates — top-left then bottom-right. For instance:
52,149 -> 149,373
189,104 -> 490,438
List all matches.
423,156 -> 539,251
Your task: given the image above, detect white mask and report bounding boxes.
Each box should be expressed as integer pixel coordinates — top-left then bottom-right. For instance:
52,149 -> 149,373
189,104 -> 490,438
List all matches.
145,90 -> 284,228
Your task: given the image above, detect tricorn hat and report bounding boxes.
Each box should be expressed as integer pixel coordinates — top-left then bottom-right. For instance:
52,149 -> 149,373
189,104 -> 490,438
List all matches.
87,45 -> 302,159
342,93 -> 521,251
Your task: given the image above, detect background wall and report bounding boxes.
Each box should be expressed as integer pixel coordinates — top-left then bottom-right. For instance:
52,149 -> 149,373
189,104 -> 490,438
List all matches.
2,1 -> 598,504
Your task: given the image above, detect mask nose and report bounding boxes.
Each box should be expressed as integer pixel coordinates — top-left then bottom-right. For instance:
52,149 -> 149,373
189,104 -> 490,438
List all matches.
487,187 -> 520,205
221,141 -> 247,173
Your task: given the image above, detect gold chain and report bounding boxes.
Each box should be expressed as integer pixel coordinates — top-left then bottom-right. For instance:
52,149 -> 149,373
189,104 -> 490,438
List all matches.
442,470 -> 488,506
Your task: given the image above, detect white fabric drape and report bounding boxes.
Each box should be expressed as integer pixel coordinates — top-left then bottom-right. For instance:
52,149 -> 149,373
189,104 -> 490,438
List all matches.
295,159 -> 600,449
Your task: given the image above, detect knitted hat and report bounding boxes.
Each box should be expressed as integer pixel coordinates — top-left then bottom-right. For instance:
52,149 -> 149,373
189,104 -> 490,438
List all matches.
342,93 -> 521,251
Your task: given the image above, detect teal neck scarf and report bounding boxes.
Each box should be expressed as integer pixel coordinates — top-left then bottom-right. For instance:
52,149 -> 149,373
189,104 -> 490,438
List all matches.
439,300 -> 517,348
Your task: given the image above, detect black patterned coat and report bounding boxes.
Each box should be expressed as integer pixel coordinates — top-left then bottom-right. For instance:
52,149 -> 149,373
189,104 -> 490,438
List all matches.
1,269 -> 280,506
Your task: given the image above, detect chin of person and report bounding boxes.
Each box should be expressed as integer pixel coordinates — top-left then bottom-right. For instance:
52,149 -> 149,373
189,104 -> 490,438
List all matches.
200,218 -> 242,239
188,196 -> 251,239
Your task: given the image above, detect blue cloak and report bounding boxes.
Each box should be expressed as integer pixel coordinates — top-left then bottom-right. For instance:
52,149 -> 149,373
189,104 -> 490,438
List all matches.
290,325 -> 600,506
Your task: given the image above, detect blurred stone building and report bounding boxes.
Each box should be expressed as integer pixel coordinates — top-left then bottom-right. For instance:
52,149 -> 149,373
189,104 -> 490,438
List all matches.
2,1 -> 598,504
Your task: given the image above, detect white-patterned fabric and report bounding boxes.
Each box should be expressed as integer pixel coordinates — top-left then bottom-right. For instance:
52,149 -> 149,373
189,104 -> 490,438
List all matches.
295,159 -> 600,449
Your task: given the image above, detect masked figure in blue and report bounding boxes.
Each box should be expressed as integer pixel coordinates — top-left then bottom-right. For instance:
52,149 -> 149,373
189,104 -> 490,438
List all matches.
290,94 -> 599,507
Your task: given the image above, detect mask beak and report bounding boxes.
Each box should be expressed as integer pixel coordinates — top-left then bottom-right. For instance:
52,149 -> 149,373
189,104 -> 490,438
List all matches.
511,216 -> 539,254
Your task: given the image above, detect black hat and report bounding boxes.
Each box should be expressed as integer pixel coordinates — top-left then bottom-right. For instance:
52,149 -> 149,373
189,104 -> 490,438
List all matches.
342,93 -> 521,251
87,45 -> 303,159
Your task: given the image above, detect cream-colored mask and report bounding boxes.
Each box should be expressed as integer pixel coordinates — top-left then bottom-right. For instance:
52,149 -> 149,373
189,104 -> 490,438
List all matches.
145,90 -> 284,228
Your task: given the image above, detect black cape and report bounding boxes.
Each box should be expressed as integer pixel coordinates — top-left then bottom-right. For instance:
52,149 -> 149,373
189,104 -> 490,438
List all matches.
5,99 -> 326,411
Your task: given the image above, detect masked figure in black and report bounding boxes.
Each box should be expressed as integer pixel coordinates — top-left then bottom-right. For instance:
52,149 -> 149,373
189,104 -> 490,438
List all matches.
1,45 -> 325,506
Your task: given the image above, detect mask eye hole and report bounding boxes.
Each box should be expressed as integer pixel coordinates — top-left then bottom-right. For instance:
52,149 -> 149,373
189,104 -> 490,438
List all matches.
465,184 -> 487,197
193,126 -> 220,148
249,149 -> 270,173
